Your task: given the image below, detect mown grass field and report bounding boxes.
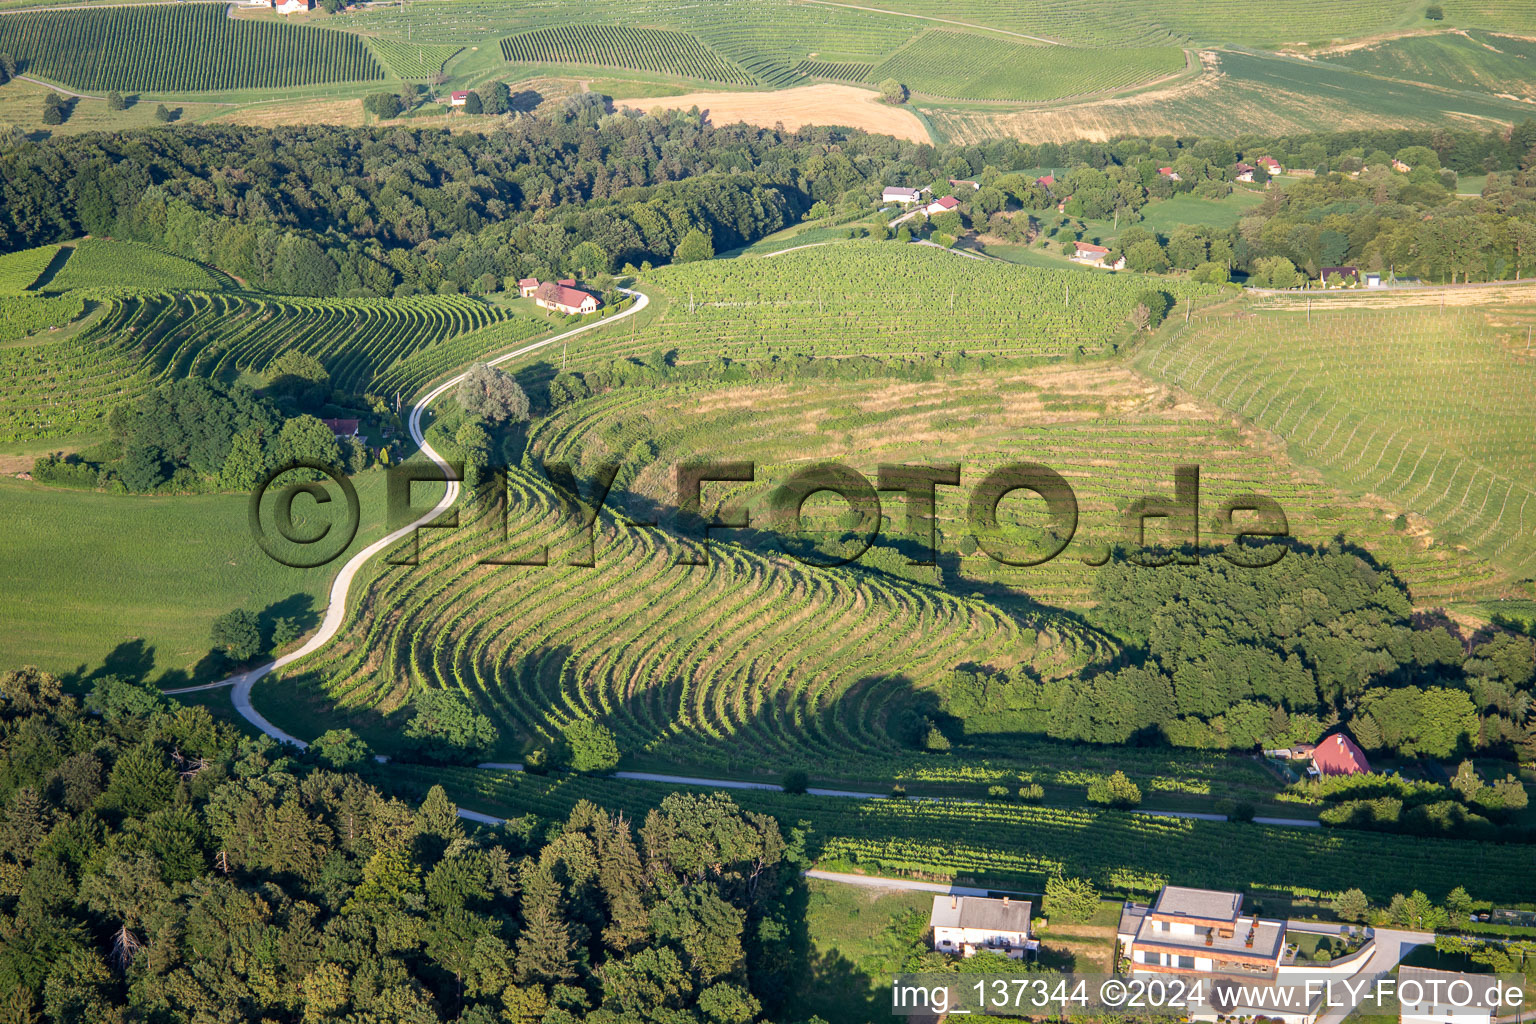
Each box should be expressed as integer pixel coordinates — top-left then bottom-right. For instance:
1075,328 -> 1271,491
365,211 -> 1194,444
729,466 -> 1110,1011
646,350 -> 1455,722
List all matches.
0,468 -> 413,686
1135,297 -> 1536,587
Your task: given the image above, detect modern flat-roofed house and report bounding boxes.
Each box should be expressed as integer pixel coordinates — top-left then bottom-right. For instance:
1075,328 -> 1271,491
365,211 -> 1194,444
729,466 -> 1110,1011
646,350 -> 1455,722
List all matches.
930,895 -> 1035,959
535,281 -> 599,316
1399,968 -> 1504,1024
1119,886 -> 1286,979
882,186 -> 924,204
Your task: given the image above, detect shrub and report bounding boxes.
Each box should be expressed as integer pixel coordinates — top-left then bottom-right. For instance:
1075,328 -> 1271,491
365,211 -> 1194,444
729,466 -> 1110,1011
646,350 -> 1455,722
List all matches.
1426,4 -> 1444,19
1136,289 -> 1172,327
1018,782 -> 1045,802
1086,770 -> 1141,808
561,719 -> 620,773
878,78 -> 908,104
210,609 -> 261,663
1045,875 -> 1101,923
782,769 -> 810,794
987,784 -> 1011,801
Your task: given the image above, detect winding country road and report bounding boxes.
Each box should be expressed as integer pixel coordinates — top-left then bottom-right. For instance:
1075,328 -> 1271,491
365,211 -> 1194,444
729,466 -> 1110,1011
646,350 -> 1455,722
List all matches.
162,287 -> 651,747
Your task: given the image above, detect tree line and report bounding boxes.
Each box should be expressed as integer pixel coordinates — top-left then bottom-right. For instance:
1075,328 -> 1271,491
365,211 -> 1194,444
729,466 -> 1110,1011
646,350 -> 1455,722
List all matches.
0,665 -> 815,1023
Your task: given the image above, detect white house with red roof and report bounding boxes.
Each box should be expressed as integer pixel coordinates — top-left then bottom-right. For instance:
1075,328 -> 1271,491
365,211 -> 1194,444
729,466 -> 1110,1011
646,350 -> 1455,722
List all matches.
1256,156 -> 1283,175
882,185 -> 926,204
1158,166 -> 1182,181
922,195 -> 960,217
1070,242 -> 1125,270
535,281 -> 599,316
320,418 -> 360,440
449,91 -> 470,107
516,277 -> 539,298
1235,162 -> 1255,182
1035,174 -> 1055,188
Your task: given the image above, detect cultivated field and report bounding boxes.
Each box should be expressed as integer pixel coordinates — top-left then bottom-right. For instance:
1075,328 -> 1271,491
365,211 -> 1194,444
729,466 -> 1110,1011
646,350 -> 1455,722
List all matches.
614,83 -> 930,142
1135,300 -> 1536,584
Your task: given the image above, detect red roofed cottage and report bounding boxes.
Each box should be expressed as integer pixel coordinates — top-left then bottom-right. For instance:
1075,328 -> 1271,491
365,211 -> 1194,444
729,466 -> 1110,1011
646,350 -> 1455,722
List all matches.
535,281 -> 599,316
1311,733 -> 1370,776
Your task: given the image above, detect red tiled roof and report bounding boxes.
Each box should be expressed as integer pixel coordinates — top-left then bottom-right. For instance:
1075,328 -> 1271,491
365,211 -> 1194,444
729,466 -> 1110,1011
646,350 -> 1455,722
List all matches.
557,278 -> 578,287
1074,243 -> 1110,255
1312,733 -> 1370,775
1036,175 -> 1055,187
1159,166 -> 1175,174
930,196 -> 959,210
536,281 -> 596,310
517,277 -> 537,286
450,91 -> 470,101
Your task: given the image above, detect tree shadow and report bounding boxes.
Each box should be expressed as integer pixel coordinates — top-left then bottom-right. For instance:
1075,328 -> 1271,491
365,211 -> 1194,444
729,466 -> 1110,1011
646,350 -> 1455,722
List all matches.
508,88 -> 543,112
257,592 -> 319,638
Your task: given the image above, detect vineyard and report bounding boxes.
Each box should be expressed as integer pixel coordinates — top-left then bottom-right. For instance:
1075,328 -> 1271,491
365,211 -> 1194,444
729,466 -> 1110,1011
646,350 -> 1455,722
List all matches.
0,5 -> 382,93
0,292 -> 85,344
0,291 -> 539,441
869,30 -> 1184,102
525,360 -> 1502,609
0,245 -> 60,295
609,243 -> 1224,366
381,766 -> 1536,903
46,240 -> 225,294
1317,29 -> 1536,102
500,25 -> 754,85
279,452 -> 1113,777
1134,302 -> 1536,584
366,39 -> 464,79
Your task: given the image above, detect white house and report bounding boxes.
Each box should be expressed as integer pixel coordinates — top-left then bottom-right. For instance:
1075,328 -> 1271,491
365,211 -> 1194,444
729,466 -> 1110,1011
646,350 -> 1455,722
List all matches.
1398,968 -> 1505,1024
275,0 -> 311,13
1070,242 -> 1125,270
449,91 -> 470,107
1257,156 -> 1283,175
882,186 -> 925,204
922,195 -> 960,217
535,281 -> 599,316
930,895 -> 1034,959
1118,886 -> 1287,978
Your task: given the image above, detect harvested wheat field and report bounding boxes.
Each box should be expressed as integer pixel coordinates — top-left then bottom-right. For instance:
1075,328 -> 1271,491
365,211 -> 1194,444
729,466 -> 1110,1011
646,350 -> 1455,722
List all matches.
211,97 -> 366,128
613,83 -> 930,143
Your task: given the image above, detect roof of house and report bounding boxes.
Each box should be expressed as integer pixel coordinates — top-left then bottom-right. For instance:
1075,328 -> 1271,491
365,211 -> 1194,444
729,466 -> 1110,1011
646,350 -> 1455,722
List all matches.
883,186 -> 921,197
1159,166 -> 1176,174
949,178 -> 979,187
450,91 -> 470,100
1398,968 -> 1505,1011
1134,911 -> 1286,964
517,277 -> 538,286
1152,886 -> 1243,923
1321,266 -> 1359,276
536,281 -> 595,309
929,196 -> 959,210
1074,242 -> 1111,256
320,418 -> 360,435
1036,175 -> 1055,186
930,895 -> 1032,934
1257,156 -> 1282,168
1312,732 -> 1371,775
1236,162 -> 1255,172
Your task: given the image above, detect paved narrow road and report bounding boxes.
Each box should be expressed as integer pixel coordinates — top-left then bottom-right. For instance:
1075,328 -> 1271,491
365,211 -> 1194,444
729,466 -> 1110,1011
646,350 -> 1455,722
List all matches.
1313,927 -> 1435,1024
161,287 -> 651,744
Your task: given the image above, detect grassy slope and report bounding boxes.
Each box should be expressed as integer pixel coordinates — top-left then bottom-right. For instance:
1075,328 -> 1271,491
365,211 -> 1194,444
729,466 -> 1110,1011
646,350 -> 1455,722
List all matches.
0,468 -> 422,686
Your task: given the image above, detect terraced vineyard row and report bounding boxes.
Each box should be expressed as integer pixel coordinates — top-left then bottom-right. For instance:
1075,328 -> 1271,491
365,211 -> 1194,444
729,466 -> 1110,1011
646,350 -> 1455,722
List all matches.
385,767 -> 1536,903
529,360 -> 1503,608
500,24 -> 753,85
0,291 -> 529,441
0,245 -> 59,295
48,240 -> 224,294
287,459 -> 1109,777
1135,305 -> 1536,582
793,59 -> 874,82
0,5 -> 382,93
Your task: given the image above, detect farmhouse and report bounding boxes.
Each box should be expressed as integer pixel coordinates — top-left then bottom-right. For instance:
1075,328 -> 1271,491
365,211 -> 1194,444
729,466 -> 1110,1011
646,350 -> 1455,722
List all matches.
1256,156 -> 1283,175
534,281 -> 599,316
1070,242 -> 1125,270
1035,174 -> 1055,188
274,0 -> 311,12
1158,166 -> 1182,181
1398,968 -> 1505,1024
1235,162 -> 1255,182
1310,732 -> 1371,776
516,277 -> 539,298
949,178 -> 981,190
320,418 -> 360,440
1321,266 -> 1359,286
882,186 -> 925,204
930,895 -> 1035,959
1118,886 -> 1287,980
923,195 -> 960,216
449,91 -> 470,107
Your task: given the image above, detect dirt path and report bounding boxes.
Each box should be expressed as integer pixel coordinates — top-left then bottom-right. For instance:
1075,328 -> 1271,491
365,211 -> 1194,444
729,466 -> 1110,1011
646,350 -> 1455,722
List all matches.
14,74 -> 99,99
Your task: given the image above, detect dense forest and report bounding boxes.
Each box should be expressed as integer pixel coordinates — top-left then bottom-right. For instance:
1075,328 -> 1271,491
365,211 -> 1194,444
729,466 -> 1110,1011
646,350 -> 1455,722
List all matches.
4,103 -> 1535,295
937,546 -> 1536,765
0,666 -> 821,1024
